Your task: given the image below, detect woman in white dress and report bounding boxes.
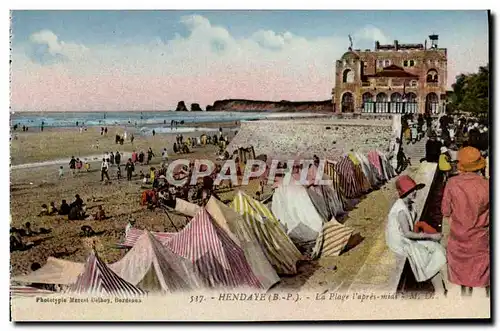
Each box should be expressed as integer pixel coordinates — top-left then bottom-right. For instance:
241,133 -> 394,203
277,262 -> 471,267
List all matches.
385,175 -> 447,295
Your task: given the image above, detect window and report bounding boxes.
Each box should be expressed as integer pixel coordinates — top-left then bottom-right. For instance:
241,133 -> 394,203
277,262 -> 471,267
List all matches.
384,60 -> 390,67
378,60 -> 383,68
409,60 -> 415,67
342,69 -> 355,83
426,69 -> 439,83
410,80 -> 417,87
403,60 -> 408,67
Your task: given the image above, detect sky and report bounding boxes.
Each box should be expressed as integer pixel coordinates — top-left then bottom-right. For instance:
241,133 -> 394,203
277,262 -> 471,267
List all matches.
10,10 -> 489,112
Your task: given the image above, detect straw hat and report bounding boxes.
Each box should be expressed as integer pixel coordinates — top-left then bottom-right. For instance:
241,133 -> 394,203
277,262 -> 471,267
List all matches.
440,146 -> 448,154
458,146 -> 485,172
396,175 -> 425,199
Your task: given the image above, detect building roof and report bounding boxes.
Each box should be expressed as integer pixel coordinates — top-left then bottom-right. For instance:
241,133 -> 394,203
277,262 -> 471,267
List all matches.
341,50 -> 360,60
367,65 -> 419,78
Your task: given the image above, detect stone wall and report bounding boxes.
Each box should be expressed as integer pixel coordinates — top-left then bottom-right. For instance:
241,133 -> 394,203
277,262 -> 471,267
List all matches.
226,118 -> 394,161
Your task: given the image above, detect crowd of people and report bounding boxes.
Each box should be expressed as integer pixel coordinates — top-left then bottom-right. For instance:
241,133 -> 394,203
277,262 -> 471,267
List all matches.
386,112 -> 490,297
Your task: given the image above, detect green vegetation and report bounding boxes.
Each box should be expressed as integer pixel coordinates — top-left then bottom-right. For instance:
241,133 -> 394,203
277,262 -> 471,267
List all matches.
448,64 -> 489,115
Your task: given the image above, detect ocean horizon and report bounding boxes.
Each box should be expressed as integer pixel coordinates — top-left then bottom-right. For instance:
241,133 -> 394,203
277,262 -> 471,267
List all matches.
10,111 -> 327,129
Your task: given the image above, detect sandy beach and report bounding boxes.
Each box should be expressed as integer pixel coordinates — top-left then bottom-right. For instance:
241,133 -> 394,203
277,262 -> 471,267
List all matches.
10,117 -> 407,294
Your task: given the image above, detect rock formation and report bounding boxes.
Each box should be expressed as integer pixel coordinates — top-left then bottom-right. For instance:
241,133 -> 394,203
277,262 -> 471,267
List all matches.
206,99 -> 333,113
191,103 -> 202,111
176,101 -> 188,112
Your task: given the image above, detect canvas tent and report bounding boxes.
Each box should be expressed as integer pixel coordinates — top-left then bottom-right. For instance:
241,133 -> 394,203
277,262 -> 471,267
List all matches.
164,208 -> 264,289
11,257 -> 85,286
111,232 -> 202,293
271,183 -> 324,245
231,191 -> 302,275
70,251 -> 146,298
205,197 -> 280,290
122,228 -> 173,247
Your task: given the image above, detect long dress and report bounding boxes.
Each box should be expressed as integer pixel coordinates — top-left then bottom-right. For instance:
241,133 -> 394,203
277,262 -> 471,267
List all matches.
442,172 -> 490,287
385,199 -> 447,282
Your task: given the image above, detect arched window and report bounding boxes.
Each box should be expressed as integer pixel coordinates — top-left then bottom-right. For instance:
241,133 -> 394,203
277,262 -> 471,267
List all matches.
384,60 -> 390,67
341,92 -> 354,112
391,92 -> 402,102
426,69 -> 439,83
426,93 -> 439,114
375,92 -> 388,113
342,69 -> 355,83
410,80 -> 418,87
376,92 -> 388,102
409,60 -> 415,67
403,60 -> 408,67
362,92 -> 374,113
406,92 -> 417,102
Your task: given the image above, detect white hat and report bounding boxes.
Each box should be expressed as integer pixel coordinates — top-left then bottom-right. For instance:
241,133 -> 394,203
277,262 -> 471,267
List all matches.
440,147 -> 448,154
159,175 -> 166,179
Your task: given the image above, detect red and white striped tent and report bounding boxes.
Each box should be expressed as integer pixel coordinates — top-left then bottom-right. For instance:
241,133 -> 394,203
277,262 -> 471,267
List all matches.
70,251 -> 146,298
10,285 -> 55,298
122,228 -> 173,247
164,208 -> 264,289
111,231 -> 203,293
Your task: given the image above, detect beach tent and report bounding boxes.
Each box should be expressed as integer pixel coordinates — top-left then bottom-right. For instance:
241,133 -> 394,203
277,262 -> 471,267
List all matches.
174,198 -> 200,217
122,228 -> 173,247
10,285 -> 56,298
271,183 -> 324,245
111,232 -> 202,293
205,197 -> 280,290
311,219 -> 355,259
355,152 -> 381,188
164,208 -> 263,289
335,156 -> 364,199
270,182 -> 355,259
231,191 -> 302,275
348,152 -> 372,193
11,257 -> 85,286
367,150 -> 385,181
69,250 -> 146,298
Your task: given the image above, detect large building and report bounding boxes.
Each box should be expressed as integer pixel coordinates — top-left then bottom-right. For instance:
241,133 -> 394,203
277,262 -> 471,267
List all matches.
333,35 -> 448,115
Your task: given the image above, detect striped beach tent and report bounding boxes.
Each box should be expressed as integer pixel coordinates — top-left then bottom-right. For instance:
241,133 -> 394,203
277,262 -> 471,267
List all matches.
205,197 -> 280,290
348,152 -> 372,193
10,285 -> 55,298
323,160 -> 349,212
164,208 -> 263,289
231,191 -> 302,275
312,218 -> 355,259
122,228 -> 174,247
334,156 -> 363,199
70,251 -> 146,298
111,232 -> 203,293
367,150 -> 385,180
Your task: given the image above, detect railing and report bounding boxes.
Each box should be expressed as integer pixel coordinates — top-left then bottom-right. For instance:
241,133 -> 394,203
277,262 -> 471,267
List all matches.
362,101 -> 419,114
426,81 -> 439,87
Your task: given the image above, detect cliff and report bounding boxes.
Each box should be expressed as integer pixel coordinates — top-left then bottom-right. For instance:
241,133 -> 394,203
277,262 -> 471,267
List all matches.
206,99 -> 333,112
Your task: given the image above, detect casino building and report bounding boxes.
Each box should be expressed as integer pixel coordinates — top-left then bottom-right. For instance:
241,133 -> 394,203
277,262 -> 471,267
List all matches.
332,34 -> 448,115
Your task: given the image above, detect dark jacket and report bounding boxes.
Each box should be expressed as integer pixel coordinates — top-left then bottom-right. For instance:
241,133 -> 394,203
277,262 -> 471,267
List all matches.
425,139 -> 442,163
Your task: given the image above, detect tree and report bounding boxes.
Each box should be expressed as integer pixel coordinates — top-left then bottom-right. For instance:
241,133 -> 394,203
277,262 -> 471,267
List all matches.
449,64 -> 489,115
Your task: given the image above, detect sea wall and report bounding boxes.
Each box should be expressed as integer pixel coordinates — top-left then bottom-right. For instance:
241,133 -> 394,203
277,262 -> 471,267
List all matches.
226,118 -> 393,161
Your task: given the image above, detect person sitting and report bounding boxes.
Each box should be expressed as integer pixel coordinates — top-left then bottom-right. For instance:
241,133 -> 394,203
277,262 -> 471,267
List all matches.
10,228 -> 24,252
71,194 -> 84,208
93,205 -> 107,221
81,225 -> 95,237
68,205 -> 84,221
58,199 -> 71,215
48,202 -> 58,215
386,175 -> 447,296
38,204 -> 49,216
423,133 -> 442,163
24,222 -> 34,236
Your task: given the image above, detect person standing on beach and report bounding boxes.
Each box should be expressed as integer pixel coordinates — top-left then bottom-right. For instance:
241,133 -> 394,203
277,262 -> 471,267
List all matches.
442,147 -> 490,297
125,158 -> 134,181
100,127 -> 104,136
161,148 -> 168,164
152,130 -> 156,137
58,166 -> 64,179
109,152 -> 115,166
131,150 -> 138,164
100,158 -> 110,182
115,151 -> 121,167
131,134 -> 135,144
69,156 -> 77,176
147,147 -> 155,165
104,127 -> 108,135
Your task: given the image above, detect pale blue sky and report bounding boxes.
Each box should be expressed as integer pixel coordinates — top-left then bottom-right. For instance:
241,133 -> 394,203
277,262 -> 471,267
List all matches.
10,10 -> 489,111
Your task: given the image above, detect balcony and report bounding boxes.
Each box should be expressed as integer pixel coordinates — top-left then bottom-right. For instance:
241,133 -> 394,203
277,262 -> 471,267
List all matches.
426,81 -> 440,87
361,81 -> 371,87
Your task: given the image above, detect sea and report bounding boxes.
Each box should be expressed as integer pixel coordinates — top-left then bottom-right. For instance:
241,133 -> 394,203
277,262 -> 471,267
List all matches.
11,111 -> 326,135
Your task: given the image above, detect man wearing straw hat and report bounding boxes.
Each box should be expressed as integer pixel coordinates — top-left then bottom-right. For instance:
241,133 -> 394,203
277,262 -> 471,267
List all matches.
442,146 -> 489,297
386,175 -> 447,295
